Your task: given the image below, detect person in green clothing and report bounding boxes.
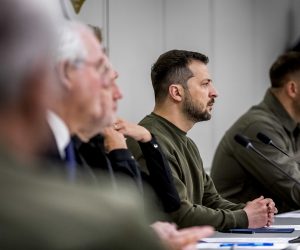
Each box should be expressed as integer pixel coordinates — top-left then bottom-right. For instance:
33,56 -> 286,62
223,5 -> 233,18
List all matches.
211,52 -> 300,213
127,49 -> 277,231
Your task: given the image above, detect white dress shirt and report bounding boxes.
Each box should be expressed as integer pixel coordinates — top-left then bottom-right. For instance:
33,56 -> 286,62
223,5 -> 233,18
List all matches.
47,111 -> 70,159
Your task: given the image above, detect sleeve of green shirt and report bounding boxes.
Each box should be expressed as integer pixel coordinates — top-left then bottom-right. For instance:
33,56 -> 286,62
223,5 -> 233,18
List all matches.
202,171 -> 245,211
166,154 -> 248,231
128,133 -> 248,231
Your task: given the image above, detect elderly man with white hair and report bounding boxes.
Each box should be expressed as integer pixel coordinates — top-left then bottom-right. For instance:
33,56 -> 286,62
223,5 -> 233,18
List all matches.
43,20 -> 122,182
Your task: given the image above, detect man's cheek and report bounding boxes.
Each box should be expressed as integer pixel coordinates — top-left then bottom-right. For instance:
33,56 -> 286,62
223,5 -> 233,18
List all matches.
99,92 -> 109,111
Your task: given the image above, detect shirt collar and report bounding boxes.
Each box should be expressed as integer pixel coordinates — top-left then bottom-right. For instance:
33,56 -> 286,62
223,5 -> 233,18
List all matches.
151,112 -> 187,136
264,88 -> 299,133
47,110 -> 70,158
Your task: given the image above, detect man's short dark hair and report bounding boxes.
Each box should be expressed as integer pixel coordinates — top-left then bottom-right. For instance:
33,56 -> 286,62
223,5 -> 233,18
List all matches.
151,49 -> 209,103
270,52 -> 300,88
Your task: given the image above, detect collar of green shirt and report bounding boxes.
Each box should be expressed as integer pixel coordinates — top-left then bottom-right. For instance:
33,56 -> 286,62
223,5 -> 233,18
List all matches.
264,88 -> 299,134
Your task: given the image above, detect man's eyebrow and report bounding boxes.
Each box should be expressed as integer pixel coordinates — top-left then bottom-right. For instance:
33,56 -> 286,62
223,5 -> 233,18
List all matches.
201,78 -> 212,82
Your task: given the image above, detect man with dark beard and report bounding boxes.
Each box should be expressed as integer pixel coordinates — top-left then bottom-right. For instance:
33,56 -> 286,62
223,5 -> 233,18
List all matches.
128,50 -> 277,231
211,52 -> 300,213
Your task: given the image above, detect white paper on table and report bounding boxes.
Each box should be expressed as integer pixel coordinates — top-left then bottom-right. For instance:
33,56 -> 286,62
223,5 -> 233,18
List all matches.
200,238 -> 293,243
271,225 -> 300,230
197,242 -> 289,249
197,238 -> 293,250
276,212 -> 300,218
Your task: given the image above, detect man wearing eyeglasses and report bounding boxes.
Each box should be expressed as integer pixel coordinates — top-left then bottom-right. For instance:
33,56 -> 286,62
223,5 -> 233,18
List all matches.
44,21 -> 122,180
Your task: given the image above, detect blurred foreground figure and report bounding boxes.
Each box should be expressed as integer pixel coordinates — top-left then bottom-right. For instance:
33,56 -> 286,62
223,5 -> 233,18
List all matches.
0,0 -> 166,249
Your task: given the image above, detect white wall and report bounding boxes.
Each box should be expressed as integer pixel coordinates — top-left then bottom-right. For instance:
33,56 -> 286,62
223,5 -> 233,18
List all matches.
212,0 -> 292,149
290,0 -> 300,46
108,0 -> 164,122
163,0 -> 215,171
65,0 -> 299,171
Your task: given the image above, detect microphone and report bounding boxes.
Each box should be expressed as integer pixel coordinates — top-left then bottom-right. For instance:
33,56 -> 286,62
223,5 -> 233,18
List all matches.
234,134 -> 300,185
256,132 -> 290,157
234,134 -> 252,149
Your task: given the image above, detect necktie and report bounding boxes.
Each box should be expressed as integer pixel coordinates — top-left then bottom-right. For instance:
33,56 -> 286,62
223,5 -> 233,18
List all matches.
64,140 -> 77,182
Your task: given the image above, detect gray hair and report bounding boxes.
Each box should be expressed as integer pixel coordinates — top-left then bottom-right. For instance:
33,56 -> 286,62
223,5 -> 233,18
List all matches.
55,21 -> 93,65
0,0 -> 55,107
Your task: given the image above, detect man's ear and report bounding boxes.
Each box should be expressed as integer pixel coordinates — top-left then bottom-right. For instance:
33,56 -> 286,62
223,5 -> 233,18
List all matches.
169,84 -> 184,102
286,80 -> 299,99
56,60 -> 75,90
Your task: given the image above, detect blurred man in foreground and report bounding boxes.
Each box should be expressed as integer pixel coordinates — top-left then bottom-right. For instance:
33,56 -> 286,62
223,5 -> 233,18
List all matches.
0,1 -> 168,249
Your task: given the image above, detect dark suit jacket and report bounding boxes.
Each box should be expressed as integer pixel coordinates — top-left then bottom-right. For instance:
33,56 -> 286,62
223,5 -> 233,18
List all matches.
42,127 -> 179,213
40,127 -> 105,186
77,134 -> 180,213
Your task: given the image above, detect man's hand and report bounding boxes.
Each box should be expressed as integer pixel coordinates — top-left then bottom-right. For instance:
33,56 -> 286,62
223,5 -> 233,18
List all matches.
265,198 -> 278,226
113,118 -> 152,143
151,221 -> 214,250
243,196 -> 270,228
102,127 -> 127,153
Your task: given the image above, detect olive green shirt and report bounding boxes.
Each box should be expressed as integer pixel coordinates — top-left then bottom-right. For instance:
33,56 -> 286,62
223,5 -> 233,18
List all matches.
128,113 -> 248,231
211,89 -> 300,213
0,146 -> 164,250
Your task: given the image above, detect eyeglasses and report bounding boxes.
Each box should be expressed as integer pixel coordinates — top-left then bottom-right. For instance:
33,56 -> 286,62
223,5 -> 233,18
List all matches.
75,57 -> 115,86
75,59 -> 111,76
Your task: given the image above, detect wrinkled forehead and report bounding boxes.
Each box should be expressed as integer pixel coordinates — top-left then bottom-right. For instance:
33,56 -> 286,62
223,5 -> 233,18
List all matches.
81,28 -> 105,60
80,28 -> 117,85
188,60 -> 210,80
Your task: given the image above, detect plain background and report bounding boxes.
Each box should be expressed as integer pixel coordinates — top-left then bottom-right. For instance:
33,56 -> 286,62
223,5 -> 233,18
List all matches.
63,0 -> 300,171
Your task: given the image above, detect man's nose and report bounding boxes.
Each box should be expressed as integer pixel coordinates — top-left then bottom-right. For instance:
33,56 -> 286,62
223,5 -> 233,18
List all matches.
210,84 -> 218,98
114,84 -> 123,100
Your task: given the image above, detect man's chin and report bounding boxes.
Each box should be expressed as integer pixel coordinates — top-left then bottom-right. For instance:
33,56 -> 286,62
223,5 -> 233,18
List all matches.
78,123 -> 108,141
97,116 -> 116,131
207,105 -> 214,111
75,132 -> 90,143
201,112 -> 212,121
